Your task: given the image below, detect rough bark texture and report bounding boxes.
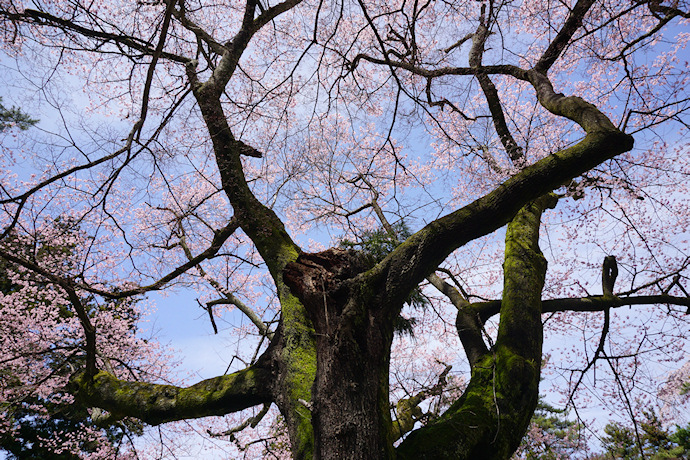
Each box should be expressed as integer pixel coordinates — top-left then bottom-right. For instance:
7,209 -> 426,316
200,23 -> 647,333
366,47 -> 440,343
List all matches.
10,0 -> 690,458
191,58 -> 318,457
68,102 -> 633,459
285,249 -> 397,459
397,198 -> 550,458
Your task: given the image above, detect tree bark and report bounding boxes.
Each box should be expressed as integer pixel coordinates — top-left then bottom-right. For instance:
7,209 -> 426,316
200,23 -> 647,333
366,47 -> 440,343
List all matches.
397,196 -> 551,458
285,249 -> 397,459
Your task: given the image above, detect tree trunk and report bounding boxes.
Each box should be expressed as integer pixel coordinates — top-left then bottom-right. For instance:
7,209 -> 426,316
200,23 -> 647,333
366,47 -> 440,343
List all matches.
284,249 -> 397,459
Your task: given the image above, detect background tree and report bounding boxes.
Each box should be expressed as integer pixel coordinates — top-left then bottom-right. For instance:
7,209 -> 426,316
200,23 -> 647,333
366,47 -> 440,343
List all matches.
0,221 -> 162,458
0,97 -> 36,131
512,398 -> 584,460
594,410 -> 690,460
0,0 -> 689,458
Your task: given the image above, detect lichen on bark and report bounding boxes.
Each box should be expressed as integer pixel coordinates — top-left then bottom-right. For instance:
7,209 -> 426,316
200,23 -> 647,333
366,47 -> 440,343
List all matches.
273,290 -> 317,460
397,197 -> 552,459
71,365 -> 273,426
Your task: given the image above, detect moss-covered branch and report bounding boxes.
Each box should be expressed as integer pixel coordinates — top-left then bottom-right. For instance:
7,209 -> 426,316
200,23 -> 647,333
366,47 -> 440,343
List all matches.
370,128 -> 631,311
71,364 -> 274,426
188,38 -> 316,459
397,198 -> 549,459
187,29 -> 315,457
360,53 -> 632,312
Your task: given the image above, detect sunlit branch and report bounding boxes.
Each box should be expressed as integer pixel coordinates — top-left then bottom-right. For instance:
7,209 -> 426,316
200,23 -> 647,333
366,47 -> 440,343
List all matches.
391,364 -> 452,441
443,33 -> 473,54
207,403 -> 271,439
72,363 -> 274,426
4,8 -> 189,63
206,297 -> 273,339
176,227 -> 272,338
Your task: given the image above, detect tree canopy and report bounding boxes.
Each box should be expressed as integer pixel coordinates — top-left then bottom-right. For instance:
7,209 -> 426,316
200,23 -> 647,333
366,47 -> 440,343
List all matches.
0,0 -> 689,458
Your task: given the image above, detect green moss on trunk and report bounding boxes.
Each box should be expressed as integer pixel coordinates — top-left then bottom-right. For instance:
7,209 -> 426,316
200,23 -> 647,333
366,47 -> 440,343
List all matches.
276,290 -> 316,460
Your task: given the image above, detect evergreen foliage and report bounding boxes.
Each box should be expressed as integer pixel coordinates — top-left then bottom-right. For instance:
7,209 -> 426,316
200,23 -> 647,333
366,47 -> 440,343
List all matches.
0,98 -> 37,132
597,410 -> 690,460
340,221 -> 428,335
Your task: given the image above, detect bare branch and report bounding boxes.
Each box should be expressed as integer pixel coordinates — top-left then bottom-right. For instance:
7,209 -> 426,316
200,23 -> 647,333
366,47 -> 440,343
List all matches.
534,0 -> 597,74
5,8 -> 189,63
473,294 -> 690,324
207,403 -> 271,438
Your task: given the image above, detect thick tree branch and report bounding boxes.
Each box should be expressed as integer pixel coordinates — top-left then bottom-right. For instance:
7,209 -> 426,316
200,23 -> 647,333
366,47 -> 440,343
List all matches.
61,284 -> 97,377
398,197 -> 550,458
4,8 -> 189,63
181,5 -> 316,455
194,0 -> 304,98
469,2 -> 525,164
426,271 -> 490,367
369,126 -> 632,310
192,98 -> 302,281
455,306 -> 489,368
133,0 -> 177,141
206,297 -> 273,339
187,33 -> 303,282
349,53 -> 524,80
173,0 -> 226,55
71,361 -> 274,426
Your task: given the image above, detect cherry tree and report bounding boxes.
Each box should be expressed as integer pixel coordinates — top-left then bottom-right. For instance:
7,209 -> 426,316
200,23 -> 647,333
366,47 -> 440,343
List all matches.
1,0 -> 689,458
0,219 -> 168,457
